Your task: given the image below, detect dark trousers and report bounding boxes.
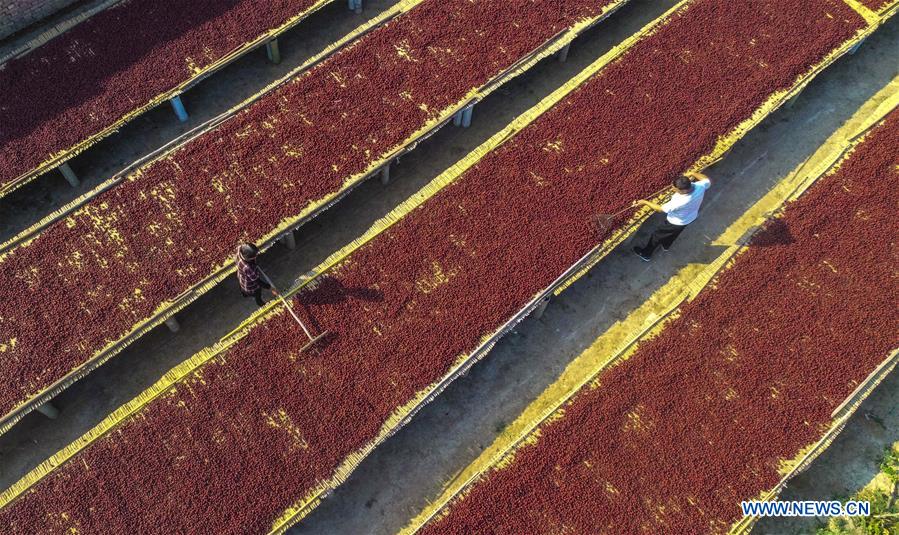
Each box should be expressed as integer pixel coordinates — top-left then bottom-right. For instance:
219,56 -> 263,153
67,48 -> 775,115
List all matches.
636,220 -> 686,257
242,280 -> 271,307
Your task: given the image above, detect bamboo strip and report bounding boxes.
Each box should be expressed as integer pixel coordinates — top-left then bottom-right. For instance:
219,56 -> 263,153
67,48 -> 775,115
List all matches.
842,0 -> 880,25
553,0 -> 888,295
0,0 -> 124,65
0,0 -> 650,512
0,0 -> 341,198
0,0 -> 631,433
0,2 -> 890,530
874,0 -> 899,17
399,82 -> 899,534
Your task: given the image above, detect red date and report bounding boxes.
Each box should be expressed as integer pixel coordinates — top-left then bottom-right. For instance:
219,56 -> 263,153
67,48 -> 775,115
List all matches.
0,0 -> 872,533
422,109 -> 899,535
0,0 -> 620,419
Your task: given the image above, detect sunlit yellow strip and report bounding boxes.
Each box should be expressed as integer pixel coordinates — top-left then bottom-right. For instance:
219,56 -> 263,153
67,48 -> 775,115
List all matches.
842,0 -> 881,25
0,0 -> 340,199
0,0 -> 433,433
554,0 -> 889,296
730,351 -> 899,534
0,0 -> 631,434
0,0 -> 657,517
401,78 -> 899,535
729,87 -> 899,535
0,0 -> 886,524
876,0 -> 899,18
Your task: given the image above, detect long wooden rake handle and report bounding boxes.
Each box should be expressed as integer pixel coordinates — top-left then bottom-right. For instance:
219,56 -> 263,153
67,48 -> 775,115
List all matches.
257,267 -> 316,342
595,184 -> 675,228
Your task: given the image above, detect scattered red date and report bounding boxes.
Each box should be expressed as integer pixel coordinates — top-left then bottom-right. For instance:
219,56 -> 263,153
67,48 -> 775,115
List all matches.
420,109 -> 899,535
0,0 -> 868,533
0,0 -> 620,420
0,0 -> 323,190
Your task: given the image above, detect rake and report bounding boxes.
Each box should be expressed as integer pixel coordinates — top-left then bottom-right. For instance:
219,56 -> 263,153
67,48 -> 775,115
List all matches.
259,268 -> 329,353
595,184 -> 673,231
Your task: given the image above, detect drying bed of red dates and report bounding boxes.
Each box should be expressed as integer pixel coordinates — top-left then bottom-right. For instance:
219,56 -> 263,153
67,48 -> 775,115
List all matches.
420,111 -> 899,535
0,0 -> 324,190
0,0 -> 621,419
0,0 -> 867,531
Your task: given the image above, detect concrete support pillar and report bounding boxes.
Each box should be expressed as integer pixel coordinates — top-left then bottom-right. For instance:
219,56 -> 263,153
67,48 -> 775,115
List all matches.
462,105 -> 474,127
164,317 -> 181,333
380,162 -> 391,185
557,42 -> 571,63
456,105 -> 474,128
58,162 -> 80,187
36,401 -> 60,419
280,231 -> 297,250
462,104 -> 474,128
532,297 -> 550,319
170,95 -> 189,122
348,0 -> 362,13
266,39 -> 281,64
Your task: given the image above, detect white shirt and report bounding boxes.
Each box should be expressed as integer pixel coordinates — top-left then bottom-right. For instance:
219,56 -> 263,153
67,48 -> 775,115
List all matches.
661,178 -> 711,225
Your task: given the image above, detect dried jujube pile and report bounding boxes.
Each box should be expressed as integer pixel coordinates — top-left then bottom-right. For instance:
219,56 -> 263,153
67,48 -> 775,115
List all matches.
420,110 -> 899,535
0,0 -> 867,532
0,0 -> 323,189
0,0 -> 619,418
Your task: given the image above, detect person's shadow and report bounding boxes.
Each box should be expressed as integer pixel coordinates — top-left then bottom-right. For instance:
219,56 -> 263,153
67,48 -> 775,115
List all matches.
747,218 -> 795,247
299,275 -> 383,306
293,275 -> 384,340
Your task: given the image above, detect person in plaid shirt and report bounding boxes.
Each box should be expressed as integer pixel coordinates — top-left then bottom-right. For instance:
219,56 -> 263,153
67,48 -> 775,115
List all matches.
236,243 -> 276,307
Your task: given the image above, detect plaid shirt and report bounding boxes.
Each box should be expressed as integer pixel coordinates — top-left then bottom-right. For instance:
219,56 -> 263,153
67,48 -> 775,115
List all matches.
236,251 -> 268,294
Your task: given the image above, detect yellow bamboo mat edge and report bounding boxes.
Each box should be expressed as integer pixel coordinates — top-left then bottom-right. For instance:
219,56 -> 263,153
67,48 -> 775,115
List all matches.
552,0 -> 885,296
842,0 -> 880,25
730,351 -> 899,535
0,0 -> 341,198
0,0 -> 422,433
0,0 -> 631,432
400,79 -> 899,534
873,0 -> 899,18
0,0 -> 658,517
0,0 -> 418,254
0,0 -> 882,525
728,86 -> 899,534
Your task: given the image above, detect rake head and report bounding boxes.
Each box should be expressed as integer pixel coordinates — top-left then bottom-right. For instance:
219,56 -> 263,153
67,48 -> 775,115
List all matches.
594,213 -> 616,231
299,330 -> 330,353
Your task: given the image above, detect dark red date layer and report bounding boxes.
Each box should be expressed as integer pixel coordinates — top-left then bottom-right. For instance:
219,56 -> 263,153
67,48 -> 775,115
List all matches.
0,0 -> 866,532
0,0 -> 323,190
421,110 -> 899,535
0,0 -> 620,418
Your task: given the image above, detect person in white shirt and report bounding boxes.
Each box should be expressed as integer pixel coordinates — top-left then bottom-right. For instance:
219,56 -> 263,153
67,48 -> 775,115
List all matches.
632,171 -> 711,261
